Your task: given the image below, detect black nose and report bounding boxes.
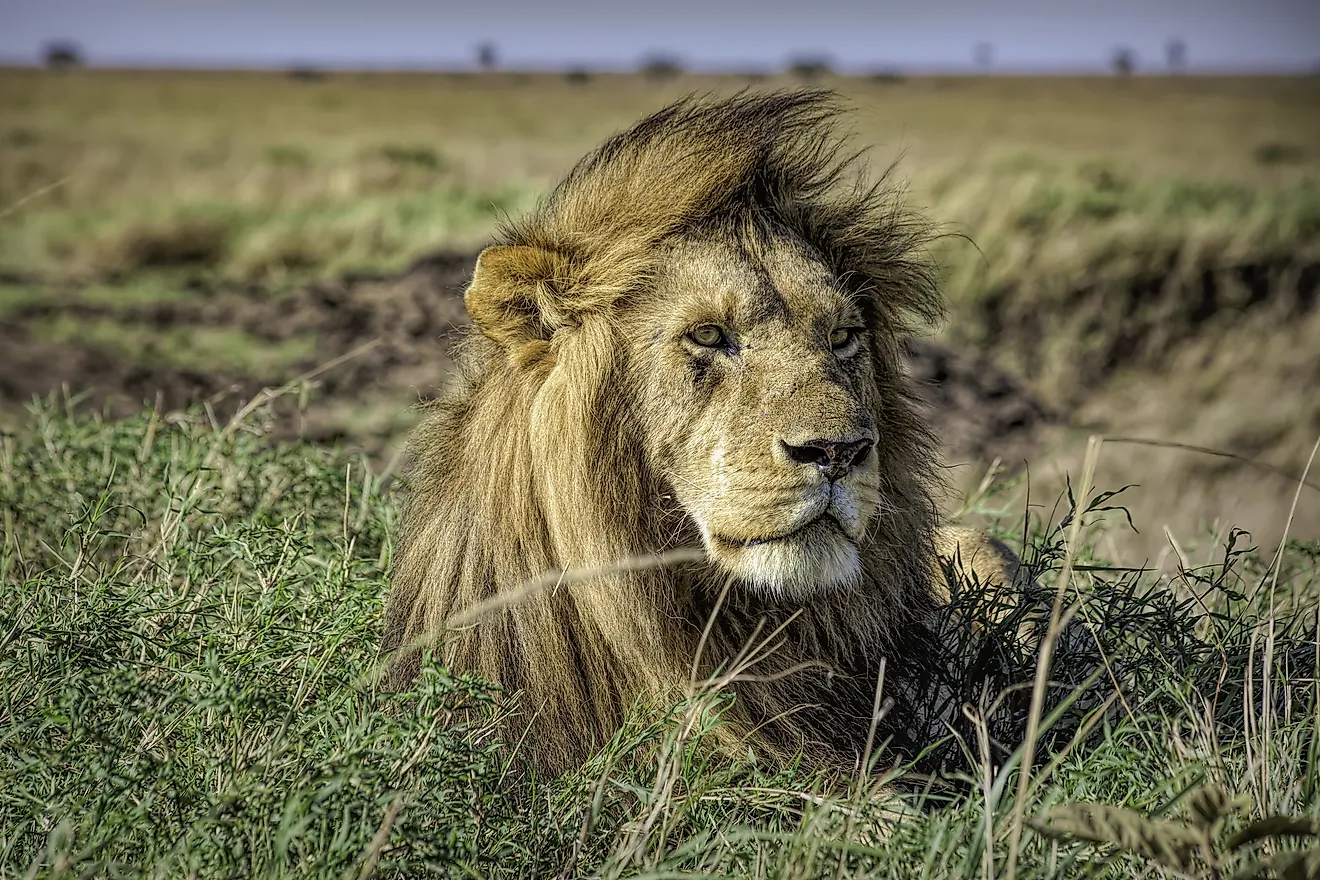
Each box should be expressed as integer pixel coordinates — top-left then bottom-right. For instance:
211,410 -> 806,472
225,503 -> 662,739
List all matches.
780,436 -> 875,481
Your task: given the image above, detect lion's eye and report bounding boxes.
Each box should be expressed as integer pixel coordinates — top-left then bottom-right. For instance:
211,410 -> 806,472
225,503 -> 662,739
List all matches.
830,327 -> 861,353
687,324 -> 729,348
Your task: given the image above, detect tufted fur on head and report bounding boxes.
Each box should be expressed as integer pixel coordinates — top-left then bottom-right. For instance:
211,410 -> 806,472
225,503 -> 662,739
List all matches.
380,89 -> 1011,776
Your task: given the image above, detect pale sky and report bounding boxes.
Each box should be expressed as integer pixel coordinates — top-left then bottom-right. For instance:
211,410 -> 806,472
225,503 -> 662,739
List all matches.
3,0 -> 1318,73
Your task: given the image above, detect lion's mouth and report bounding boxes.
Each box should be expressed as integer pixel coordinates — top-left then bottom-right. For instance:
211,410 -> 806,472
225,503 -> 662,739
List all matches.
714,512 -> 838,549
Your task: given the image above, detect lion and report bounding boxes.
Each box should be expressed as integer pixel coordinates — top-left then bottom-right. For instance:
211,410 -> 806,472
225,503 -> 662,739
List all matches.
380,89 -> 1024,777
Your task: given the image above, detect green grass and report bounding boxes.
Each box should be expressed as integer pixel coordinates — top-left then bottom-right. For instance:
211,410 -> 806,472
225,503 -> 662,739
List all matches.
0,275 -> 205,321
0,186 -> 535,285
2,398 -> 1318,878
26,316 -> 316,376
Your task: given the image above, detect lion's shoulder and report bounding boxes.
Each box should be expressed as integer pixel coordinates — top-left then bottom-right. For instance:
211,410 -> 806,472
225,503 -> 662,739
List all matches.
932,524 -> 1022,600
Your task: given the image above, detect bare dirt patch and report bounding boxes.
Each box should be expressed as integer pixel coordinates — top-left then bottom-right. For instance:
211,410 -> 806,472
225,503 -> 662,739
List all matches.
0,329 -> 261,419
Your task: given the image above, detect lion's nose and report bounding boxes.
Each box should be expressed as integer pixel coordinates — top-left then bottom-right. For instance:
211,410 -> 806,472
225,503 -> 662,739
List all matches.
780,436 -> 875,481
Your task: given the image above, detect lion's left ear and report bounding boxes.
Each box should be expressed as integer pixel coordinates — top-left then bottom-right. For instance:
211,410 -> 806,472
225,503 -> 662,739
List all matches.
464,244 -> 581,349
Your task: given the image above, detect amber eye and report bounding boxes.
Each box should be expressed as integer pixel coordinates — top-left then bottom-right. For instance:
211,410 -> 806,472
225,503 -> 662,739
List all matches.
687,324 -> 729,348
830,327 -> 861,353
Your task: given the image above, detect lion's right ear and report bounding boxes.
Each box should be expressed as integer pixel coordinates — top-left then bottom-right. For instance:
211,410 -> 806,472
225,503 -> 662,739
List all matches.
464,244 -> 580,349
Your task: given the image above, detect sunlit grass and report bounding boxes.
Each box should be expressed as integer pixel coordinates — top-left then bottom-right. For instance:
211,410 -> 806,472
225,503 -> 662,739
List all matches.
1,399 -> 1316,877
26,315 -> 315,376
0,185 -> 535,283
3,70 -> 1316,289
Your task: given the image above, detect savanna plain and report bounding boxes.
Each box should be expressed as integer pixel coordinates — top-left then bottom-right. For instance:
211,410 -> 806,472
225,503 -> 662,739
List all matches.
1,69 -> 1319,878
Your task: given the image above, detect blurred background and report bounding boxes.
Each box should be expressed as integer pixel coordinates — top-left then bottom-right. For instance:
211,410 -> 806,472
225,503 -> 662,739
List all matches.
2,0 -> 1317,565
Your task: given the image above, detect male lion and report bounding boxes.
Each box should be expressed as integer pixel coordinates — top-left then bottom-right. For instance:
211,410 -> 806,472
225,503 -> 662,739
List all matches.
381,90 -> 1022,776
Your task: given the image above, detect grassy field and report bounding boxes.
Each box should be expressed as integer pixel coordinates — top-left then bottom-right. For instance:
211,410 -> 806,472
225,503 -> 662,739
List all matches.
2,71 -> 1316,285
2,402 -> 1318,877
2,69 -> 1320,877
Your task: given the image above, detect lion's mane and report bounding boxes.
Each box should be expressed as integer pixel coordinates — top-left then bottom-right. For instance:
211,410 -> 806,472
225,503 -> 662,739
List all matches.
381,90 -> 957,775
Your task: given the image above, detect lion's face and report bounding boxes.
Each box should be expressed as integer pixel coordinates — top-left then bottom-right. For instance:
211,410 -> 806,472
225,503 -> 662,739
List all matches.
628,234 -> 886,598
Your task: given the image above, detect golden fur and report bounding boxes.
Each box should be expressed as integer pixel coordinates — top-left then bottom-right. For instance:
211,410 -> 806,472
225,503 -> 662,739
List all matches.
380,90 -> 1021,776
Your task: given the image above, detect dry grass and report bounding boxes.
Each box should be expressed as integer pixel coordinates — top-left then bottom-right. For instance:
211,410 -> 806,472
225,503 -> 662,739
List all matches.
1,70 -> 1315,283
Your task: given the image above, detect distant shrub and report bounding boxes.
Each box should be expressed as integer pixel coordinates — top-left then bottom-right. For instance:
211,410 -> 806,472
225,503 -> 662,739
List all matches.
476,41 -> 498,72
43,41 -> 84,70
565,67 -> 592,85
1110,47 -> 1135,76
1252,142 -> 1306,166
285,66 -> 325,82
377,144 -> 443,171
786,54 -> 833,81
869,67 -> 906,84
1165,38 -> 1187,73
640,52 -> 684,81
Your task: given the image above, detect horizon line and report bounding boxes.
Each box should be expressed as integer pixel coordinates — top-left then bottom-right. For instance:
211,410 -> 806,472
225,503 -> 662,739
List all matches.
4,57 -> 1318,77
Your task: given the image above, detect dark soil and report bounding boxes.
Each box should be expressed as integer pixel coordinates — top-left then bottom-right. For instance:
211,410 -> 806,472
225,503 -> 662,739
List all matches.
903,338 -> 1049,467
968,257 -> 1320,406
0,251 -> 1051,464
0,330 -> 262,418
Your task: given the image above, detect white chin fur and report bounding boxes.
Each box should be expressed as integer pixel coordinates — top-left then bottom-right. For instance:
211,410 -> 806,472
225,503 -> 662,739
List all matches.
709,526 -> 862,599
